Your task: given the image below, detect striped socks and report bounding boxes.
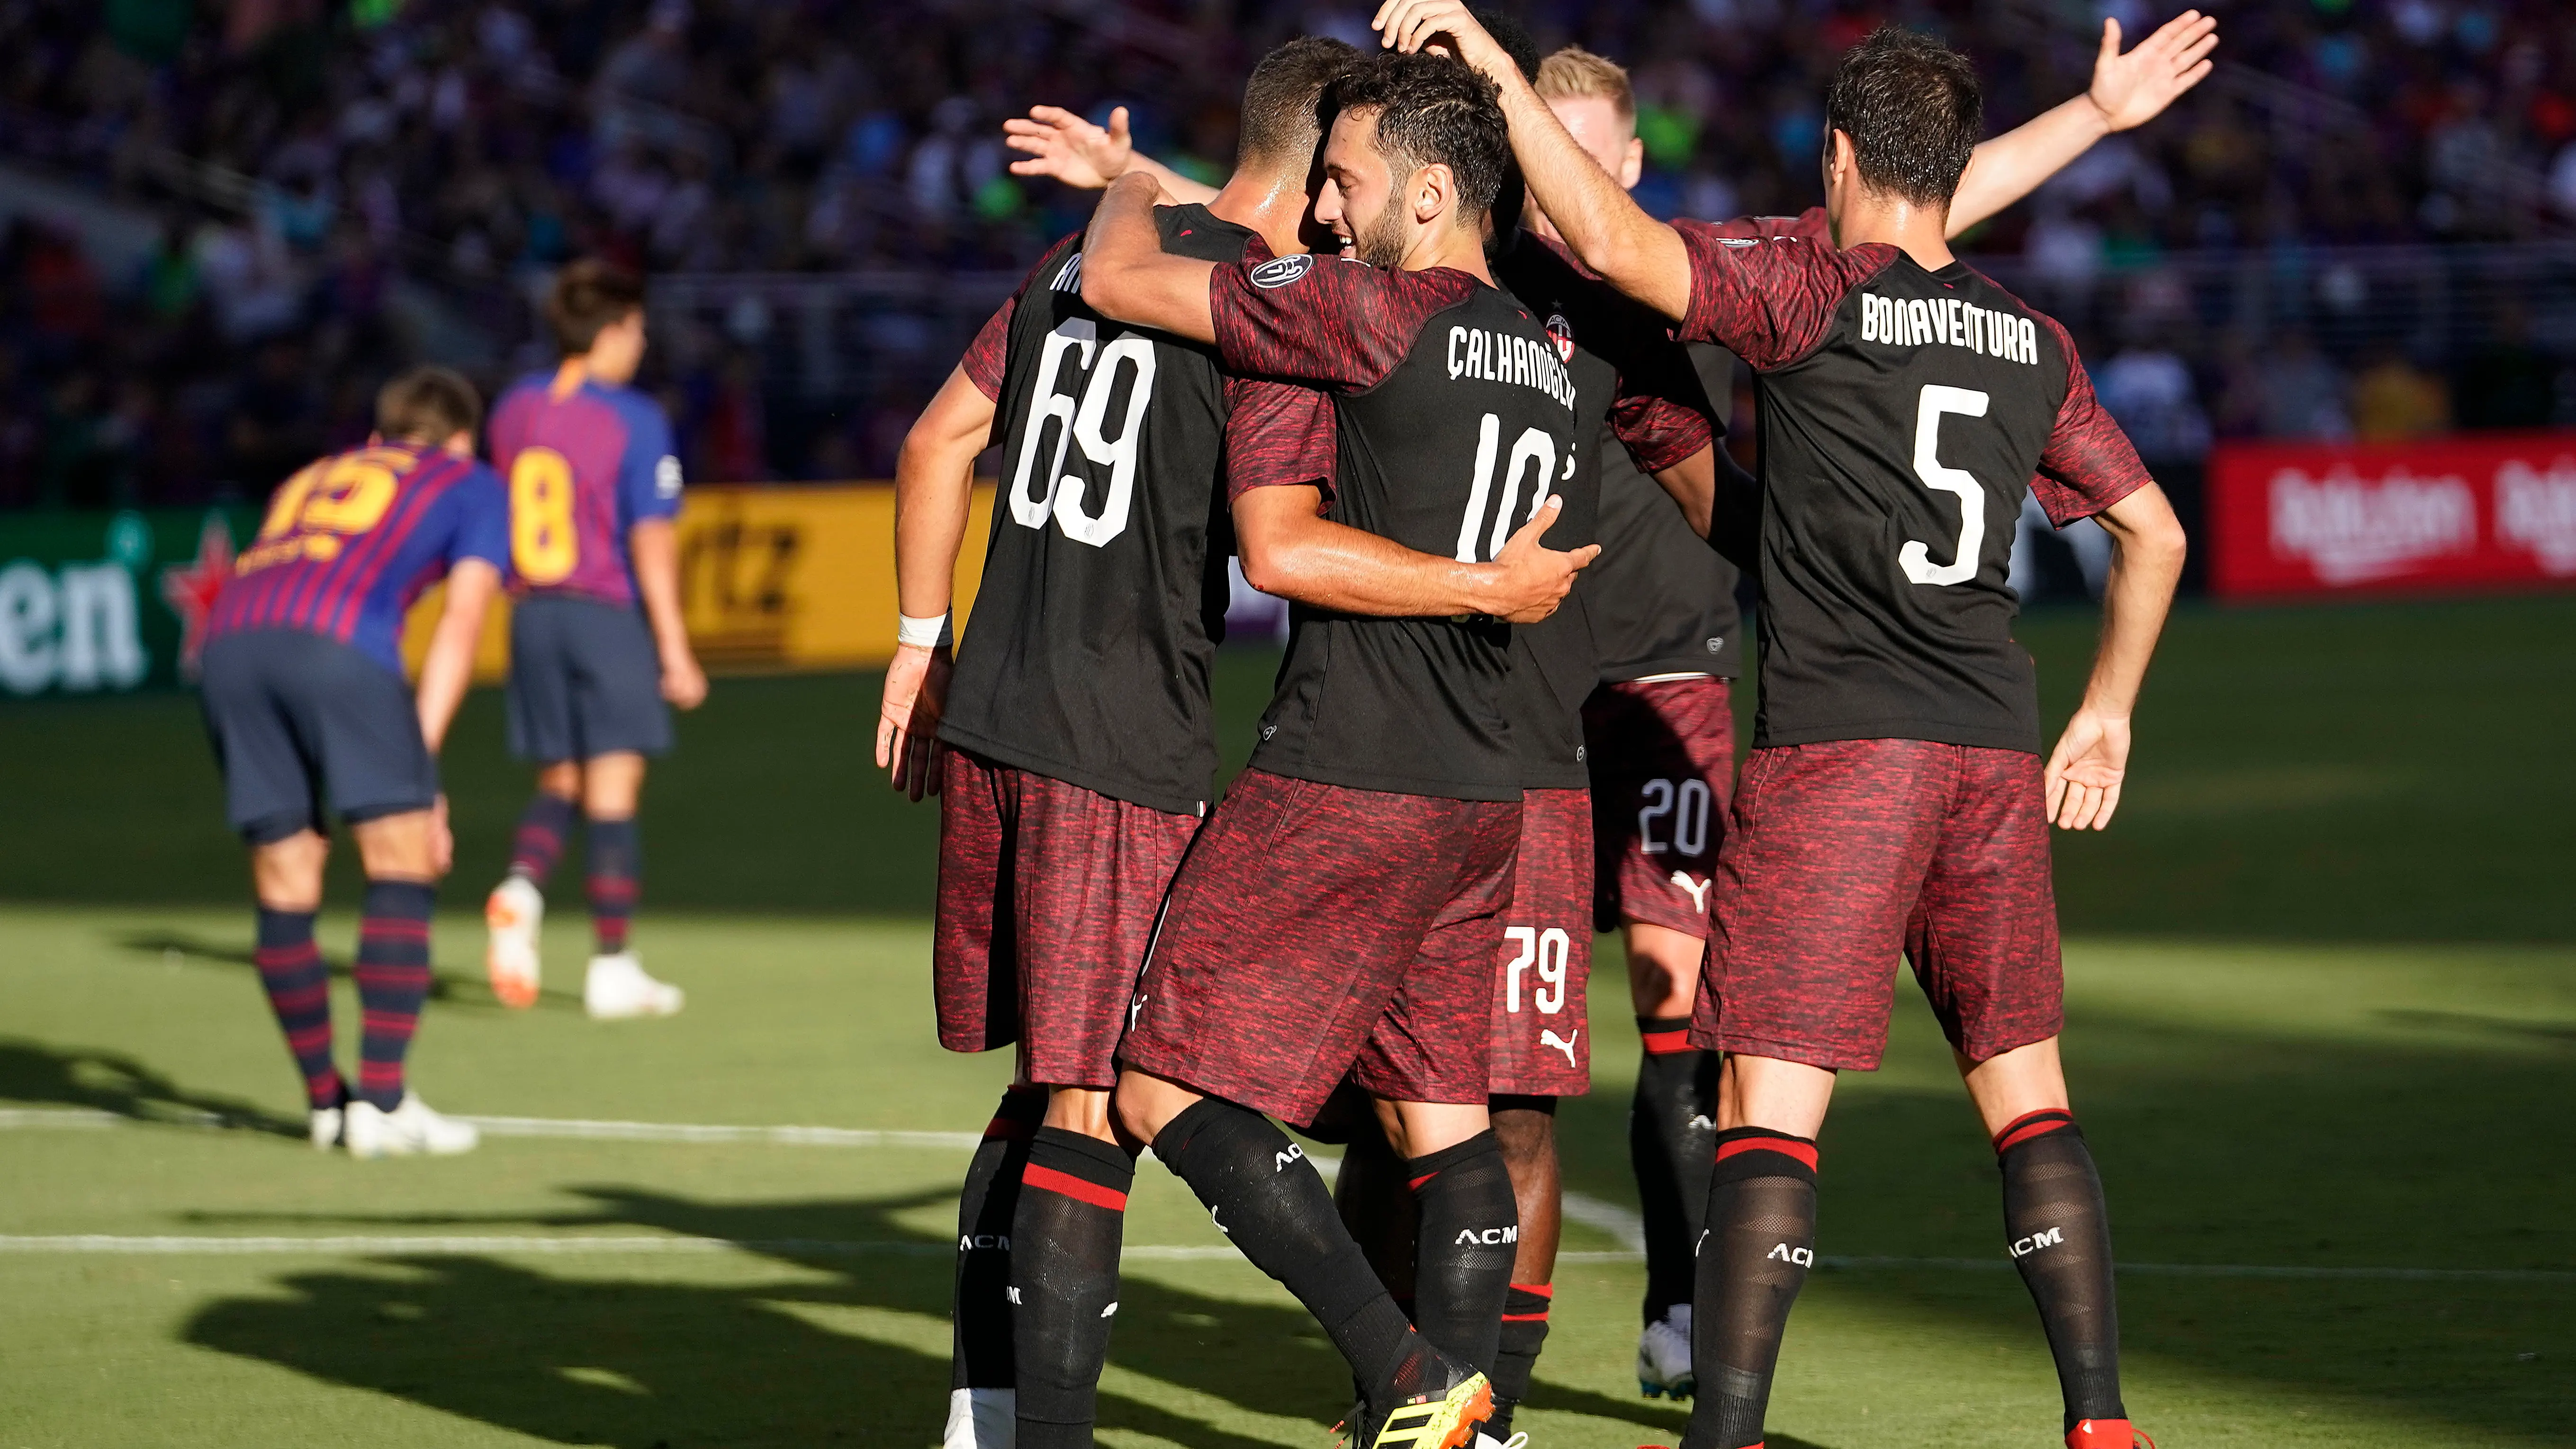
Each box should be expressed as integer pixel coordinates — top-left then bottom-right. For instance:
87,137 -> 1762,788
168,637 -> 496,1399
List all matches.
253,908 -> 341,1111
586,817 -> 639,954
352,881 -> 435,1112
1690,1127 -> 1820,1449
508,792 -> 578,885
1994,1109 -> 2126,1432
1012,1125 -> 1137,1449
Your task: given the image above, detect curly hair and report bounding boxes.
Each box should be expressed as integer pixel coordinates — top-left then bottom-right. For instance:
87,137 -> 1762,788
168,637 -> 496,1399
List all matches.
1327,50 -> 1511,217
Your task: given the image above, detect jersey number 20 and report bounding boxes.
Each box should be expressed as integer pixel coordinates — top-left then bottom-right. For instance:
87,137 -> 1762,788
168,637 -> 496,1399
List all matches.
1902,384 -> 1990,587
1012,318 -> 1154,549
510,448 -> 579,585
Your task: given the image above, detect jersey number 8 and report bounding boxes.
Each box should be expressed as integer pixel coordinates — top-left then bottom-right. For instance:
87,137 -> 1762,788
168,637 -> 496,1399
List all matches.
510,447 -> 580,585
1011,319 -> 1155,549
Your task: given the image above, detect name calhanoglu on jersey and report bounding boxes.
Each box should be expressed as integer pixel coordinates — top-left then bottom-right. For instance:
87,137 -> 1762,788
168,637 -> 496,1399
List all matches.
1859,291 -> 2039,366
1448,324 -> 1579,411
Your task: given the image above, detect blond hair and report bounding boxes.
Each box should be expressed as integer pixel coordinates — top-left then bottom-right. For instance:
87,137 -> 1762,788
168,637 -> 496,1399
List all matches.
1535,46 -> 1635,126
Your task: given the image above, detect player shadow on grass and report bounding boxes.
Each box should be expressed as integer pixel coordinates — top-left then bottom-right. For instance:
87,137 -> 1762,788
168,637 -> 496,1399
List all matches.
180,1181 -> 1729,1448
0,1036 -> 304,1138
114,927 -> 586,1011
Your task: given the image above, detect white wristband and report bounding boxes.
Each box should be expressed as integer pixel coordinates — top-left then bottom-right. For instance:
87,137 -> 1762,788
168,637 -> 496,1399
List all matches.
897,611 -> 953,649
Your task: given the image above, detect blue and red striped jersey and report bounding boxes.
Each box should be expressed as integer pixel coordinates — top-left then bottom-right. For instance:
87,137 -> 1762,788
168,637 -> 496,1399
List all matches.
487,370 -> 684,607
207,443 -> 510,675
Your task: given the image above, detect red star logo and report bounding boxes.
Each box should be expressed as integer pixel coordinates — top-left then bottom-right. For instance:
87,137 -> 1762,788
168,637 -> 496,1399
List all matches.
160,513 -> 237,681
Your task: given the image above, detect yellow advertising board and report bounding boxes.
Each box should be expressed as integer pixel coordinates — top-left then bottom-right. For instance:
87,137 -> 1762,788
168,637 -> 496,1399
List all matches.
402,483 -> 996,681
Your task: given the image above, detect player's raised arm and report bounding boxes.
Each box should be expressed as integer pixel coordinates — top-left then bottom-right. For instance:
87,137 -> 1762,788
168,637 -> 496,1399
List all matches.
1375,0 -> 1691,320
1079,173 -> 1219,342
879,360 -> 997,800
1005,104 -> 1224,204
1948,11 -> 2217,237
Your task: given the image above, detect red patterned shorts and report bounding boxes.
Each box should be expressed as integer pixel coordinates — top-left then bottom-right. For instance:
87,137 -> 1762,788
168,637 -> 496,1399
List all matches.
1118,769 -> 1520,1127
1582,675 -> 1736,935
933,748 -> 1201,1089
1691,739 -> 2063,1071
1487,788 -> 1594,1098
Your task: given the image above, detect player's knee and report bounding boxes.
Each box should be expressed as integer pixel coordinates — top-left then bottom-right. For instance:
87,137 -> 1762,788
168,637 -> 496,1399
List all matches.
1109,1074 -> 1179,1148
537,761 -> 582,798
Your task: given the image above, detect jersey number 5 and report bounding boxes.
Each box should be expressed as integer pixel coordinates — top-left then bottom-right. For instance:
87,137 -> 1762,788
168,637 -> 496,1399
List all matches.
510,448 -> 579,585
1901,384 -> 1990,587
1011,318 -> 1154,549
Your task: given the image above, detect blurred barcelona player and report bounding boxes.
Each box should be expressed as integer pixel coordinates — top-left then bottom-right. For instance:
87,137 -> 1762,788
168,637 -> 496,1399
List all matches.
198,366 -> 508,1158
482,260 -> 707,1019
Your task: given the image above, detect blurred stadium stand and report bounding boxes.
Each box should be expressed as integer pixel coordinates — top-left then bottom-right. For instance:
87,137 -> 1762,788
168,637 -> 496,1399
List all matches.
4,0 -> 2576,509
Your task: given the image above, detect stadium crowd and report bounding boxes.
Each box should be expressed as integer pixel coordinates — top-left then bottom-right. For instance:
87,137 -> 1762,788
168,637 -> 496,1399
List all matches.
3,0 -> 2576,504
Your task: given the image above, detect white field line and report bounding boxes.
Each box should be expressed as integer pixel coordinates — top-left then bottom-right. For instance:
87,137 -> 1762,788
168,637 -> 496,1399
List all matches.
7,1107 -> 2567,1283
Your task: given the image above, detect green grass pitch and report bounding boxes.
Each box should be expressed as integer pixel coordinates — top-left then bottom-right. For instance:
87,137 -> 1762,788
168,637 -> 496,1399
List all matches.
0,597 -> 2570,1447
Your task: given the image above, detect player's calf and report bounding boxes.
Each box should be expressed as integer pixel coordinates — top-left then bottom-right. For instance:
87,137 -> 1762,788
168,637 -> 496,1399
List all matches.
1685,1128 -> 1819,1449
1630,1011 -> 1718,1396
1010,1115 -> 1138,1449
1994,1108 -> 2131,1440
1483,1099 -> 1560,1439
250,902 -> 342,1141
950,1088 -> 1042,1449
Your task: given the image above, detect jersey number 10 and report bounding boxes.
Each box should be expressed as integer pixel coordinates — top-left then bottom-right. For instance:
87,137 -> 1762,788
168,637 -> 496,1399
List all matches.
1011,319 -> 1155,549
1454,414 -> 1563,563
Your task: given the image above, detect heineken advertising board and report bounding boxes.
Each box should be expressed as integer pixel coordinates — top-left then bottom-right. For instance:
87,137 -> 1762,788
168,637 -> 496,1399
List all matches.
0,508 -> 252,697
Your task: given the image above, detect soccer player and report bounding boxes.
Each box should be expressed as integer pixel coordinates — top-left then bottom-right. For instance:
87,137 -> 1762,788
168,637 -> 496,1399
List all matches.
482,259 -> 706,1020
1386,8 -> 2193,1447
1080,50 -> 1587,1449
1524,22 -> 2221,1400
886,40 -> 1592,1449
198,366 -> 507,1159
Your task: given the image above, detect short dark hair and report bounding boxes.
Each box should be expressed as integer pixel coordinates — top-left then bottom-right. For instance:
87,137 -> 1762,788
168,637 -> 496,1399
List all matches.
376,365 -> 482,443
1824,27 -> 1983,207
1329,51 -> 1511,219
1238,36 -> 1362,170
1470,8 -> 1542,83
546,258 -> 646,356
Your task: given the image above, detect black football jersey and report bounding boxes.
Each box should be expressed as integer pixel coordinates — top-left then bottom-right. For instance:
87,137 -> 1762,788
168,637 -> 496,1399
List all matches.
940,209 -> 1279,814
1582,340 -> 1742,683
1488,231 -> 1716,785
1671,223 -> 2150,753
1212,252 -> 1585,801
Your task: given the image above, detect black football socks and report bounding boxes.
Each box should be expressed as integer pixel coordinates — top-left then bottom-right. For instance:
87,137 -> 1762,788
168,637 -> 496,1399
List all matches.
253,906 -> 341,1110
1333,1124 -> 1421,1312
952,1089 -> 1042,1393
585,816 -> 639,954
1686,1128 -> 1819,1449
1407,1130 -> 1518,1376
351,881 -> 434,1111
1012,1126 -> 1137,1449
1995,1109 -> 2126,1432
1486,1282 -> 1551,1439
507,791 -> 577,885
1153,1097 -> 1463,1408
1633,1016 -> 1720,1327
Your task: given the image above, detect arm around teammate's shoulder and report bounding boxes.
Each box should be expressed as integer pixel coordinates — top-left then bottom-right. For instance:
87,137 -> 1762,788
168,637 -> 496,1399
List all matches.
1079,173 -> 1219,343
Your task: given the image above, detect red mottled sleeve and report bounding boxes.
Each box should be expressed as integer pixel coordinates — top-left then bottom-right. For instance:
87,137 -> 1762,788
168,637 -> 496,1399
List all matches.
2031,315 -> 2152,525
960,297 -> 1013,400
1606,333 -> 1716,473
1223,378 -> 1336,505
1209,256 -> 1477,391
961,234 -> 1082,399
1672,222 -> 1891,370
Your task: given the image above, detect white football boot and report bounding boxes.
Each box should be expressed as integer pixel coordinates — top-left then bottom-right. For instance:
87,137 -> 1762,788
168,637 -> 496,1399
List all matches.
1637,1304 -> 1694,1398
485,874 -> 544,1008
342,1093 -> 480,1159
1475,1432 -> 1531,1449
584,951 -> 684,1020
943,1387 -> 1015,1449
308,1104 -> 343,1151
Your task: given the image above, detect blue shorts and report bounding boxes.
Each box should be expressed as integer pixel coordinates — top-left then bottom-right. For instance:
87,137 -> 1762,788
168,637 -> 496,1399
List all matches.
506,594 -> 673,764
199,629 -> 438,845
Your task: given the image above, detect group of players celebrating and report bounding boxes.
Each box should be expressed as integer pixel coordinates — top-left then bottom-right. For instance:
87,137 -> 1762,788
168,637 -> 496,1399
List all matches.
884,7 -> 2213,1449
201,261 -> 702,1158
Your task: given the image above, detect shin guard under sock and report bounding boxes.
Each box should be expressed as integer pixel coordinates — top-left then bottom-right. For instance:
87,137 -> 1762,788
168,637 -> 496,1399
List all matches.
1408,1131 -> 1517,1374
1152,1097 -> 1451,1407
1996,1110 -> 2126,1432
254,908 -> 341,1110
1012,1127 -> 1136,1449
352,882 -> 434,1111
508,792 -> 577,885
1485,1283 -> 1551,1438
1632,1016 -> 1719,1326
1686,1128 -> 1818,1449
953,1089 -> 1042,1391
585,816 -> 639,954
